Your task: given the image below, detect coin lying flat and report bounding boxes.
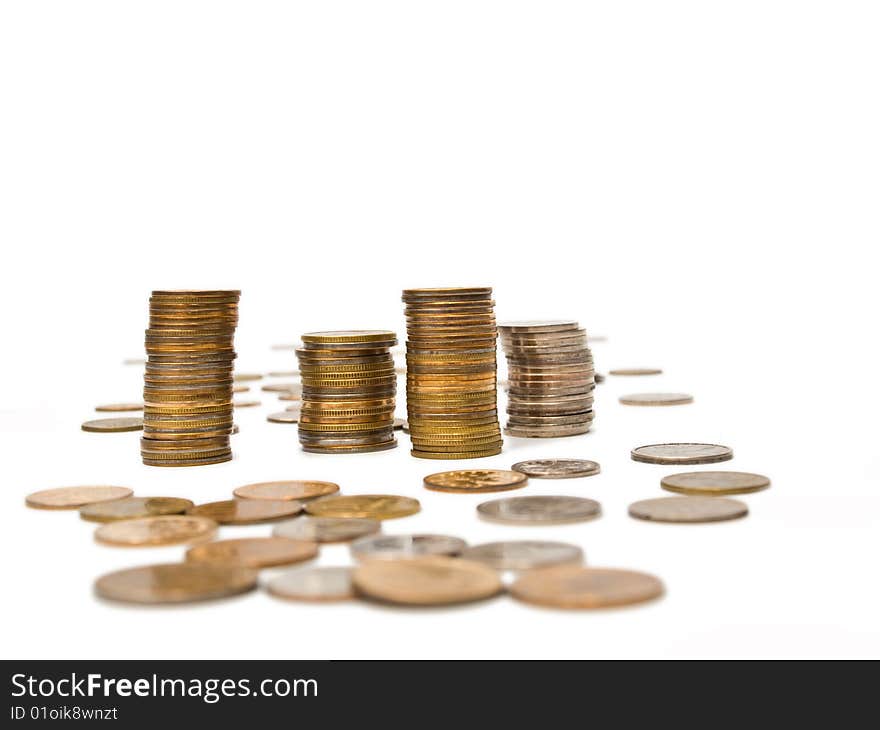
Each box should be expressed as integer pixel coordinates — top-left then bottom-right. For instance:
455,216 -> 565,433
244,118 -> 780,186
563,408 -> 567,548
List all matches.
660,471 -> 771,496
629,496 -> 748,523
609,368 -> 662,376
187,499 -> 303,524
462,541 -> 584,571
185,537 -> 318,568
25,485 -> 133,510
267,411 -> 298,424
631,443 -> 733,465
510,566 -> 664,609
233,400 -> 261,408
95,403 -> 144,412
233,385 -> 249,393
80,496 -> 194,523
511,459 -> 600,479
81,417 -> 144,433
273,516 -> 380,543
233,373 -> 263,382
267,567 -> 354,602
353,557 -> 503,606
423,469 -> 528,494
95,562 -> 257,604
305,495 -> 420,520
233,480 -> 339,502
94,515 -> 218,547
350,534 -> 467,561
619,393 -> 693,406
477,495 -> 601,525
267,371 -> 299,378
393,418 -> 406,430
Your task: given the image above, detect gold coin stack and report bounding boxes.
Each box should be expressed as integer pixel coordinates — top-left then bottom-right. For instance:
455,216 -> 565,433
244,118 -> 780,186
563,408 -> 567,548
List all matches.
497,320 -> 595,437
141,290 -> 240,466
296,330 -> 398,454
402,287 -> 502,459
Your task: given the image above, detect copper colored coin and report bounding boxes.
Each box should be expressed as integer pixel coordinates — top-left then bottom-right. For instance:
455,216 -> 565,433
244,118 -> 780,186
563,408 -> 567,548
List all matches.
267,567 -> 354,602
628,496 -> 748,523
305,495 -> 420,520
511,459 -> 600,479
95,403 -> 144,412
94,515 -> 218,547
267,371 -> 299,377
423,469 -> 528,494
510,566 -> 664,609
619,393 -> 693,406
262,383 -> 300,393
81,417 -> 144,433
233,400 -> 261,408
609,368 -> 662,376
477,495 -> 601,525
187,499 -> 303,524
353,556 -> 503,606
25,485 -> 133,511
95,562 -> 257,604
233,373 -> 263,382
233,480 -> 340,502
660,471 -> 771,496
632,443 -> 733,465
80,496 -> 194,523
233,385 -> 249,393
267,411 -> 298,423
273,516 -> 380,543
186,537 -> 318,568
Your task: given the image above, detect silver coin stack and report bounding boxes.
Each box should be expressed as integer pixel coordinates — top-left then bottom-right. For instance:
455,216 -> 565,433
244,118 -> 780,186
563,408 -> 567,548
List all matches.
497,320 -> 595,437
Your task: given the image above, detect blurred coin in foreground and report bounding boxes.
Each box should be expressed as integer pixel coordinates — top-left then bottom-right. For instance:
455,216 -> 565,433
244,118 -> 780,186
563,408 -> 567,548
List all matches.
628,496 -> 748,523
25,486 -> 133,510
274,516 -> 380,543
350,534 -> 467,561
511,459 -> 600,479
631,443 -> 733,465
660,471 -> 771,496
80,496 -> 193,523
186,537 -> 318,568
95,563 -> 257,604
462,540 -> 584,571
94,515 -> 217,547
510,566 -> 664,609
267,567 -> 354,602
477,495 -> 601,525
188,499 -> 303,524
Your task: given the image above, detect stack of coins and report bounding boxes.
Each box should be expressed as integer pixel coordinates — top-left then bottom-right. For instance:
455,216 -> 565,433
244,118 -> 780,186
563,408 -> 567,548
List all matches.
497,320 -> 595,437
296,331 -> 398,454
141,290 -> 240,466
402,288 -> 502,459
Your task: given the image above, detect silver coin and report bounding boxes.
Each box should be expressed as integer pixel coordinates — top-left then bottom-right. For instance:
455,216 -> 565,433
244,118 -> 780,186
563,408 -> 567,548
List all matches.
350,533 -> 467,561
267,567 -> 354,602
477,495 -> 602,525
619,392 -> 693,406
628,496 -> 749,523
511,459 -> 600,479
631,443 -> 733,465
273,516 -> 380,543
462,540 -> 584,571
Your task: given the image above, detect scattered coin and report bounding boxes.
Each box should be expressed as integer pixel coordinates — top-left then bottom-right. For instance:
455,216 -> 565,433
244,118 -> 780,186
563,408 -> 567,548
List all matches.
273,516 -> 380,543
631,443 -> 733,465
233,385 -> 249,393
609,368 -> 662,376
262,383 -> 300,393
509,566 -> 664,609
353,556 -> 503,606
660,471 -> 771,496
81,417 -> 143,433
278,393 -> 301,402
94,515 -> 218,547
477,495 -> 601,525
267,411 -> 299,424
95,562 -> 257,604
267,371 -> 299,378
350,534 -> 467,561
233,480 -> 339,501
186,537 -> 318,568
233,373 -> 263,382
462,541 -> 584,571
95,403 -> 144,412
628,496 -> 749,523
393,418 -> 406,430
423,469 -> 527,494
511,459 -> 600,479
187,499 -> 303,524
123,358 -> 145,365
619,393 -> 693,406
80,496 -> 194,523
25,485 -> 133,510
234,400 -> 261,408
305,495 -> 420,520
267,567 -> 354,602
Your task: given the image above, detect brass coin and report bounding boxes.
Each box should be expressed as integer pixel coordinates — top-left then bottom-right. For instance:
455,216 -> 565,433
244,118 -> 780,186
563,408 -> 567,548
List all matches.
510,566 -> 664,609
233,373 -> 263,382
267,567 -> 354,602
186,537 -> 318,568
233,385 -> 249,393
353,556 -> 502,606
81,417 -> 143,433
233,480 -> 340,501
477,495 -> 601,525
262,383 -> 301,392
95,403 -> 144,412
631,443 -> 733,465
278,393 -> 301,402
267,411 -> 298,423
94,515 -> 217,547
95,562 -> 257,604
25,485 -> 133,511
234,400 -> 261,408
350,534 -> 467,561
619,393 -> 693,406
187,499 -> 303,524
660,471 -> 771,496
462,541 -> 584,571
423,469 -> 527,494
609,368 -> 662,376
80,496 -> 194,523
267,370 -> 299,377
273,516 -> 380,543
628,496 -> 748,523
511,459 -> 600,479
302,330 -> 397,345
411,446 -> 503,459
305,494 -> 420,520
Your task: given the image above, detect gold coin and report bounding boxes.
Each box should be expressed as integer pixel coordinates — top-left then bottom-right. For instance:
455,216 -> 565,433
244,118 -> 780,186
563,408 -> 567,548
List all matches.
267,566 -> 354,602
81,417 -> 144,433
273,516 -> 381,543
302,330 -> 397,344
233,400 -> 261,408
233,373 -> 263,381
233,385 -> 249,393
95,403 -> 143,412
25,485 -> 133,510
187,499 -> 303,524
267,370 -> 299,377
186,537 -> 318,568
411,446 -> 503,459
660,471 -> 771,496
619,393 -> 693,406
94,515 -> 217,547
353,556 -> 502,606
80,496 -> 194,523
423,469 -> 527,493
609,368 -> 662,376
267,411 -> 298,424
305,494 -> 420,520
262,383 -> 301,392
631,443 -> 733,465
509,566 -> 664,609
628,496 -> 749,523
233,480 -> 339,501
95,562 -> 256,604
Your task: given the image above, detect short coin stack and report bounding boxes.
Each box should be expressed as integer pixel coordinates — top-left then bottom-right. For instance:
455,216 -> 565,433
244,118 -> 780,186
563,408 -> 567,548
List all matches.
497,320 -> 595,437
141,290 -> 240,466
402,287 -> 502,459
296,331 -> 398,454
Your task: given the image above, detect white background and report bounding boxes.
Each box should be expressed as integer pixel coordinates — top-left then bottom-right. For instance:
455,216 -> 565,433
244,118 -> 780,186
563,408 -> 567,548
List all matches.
1,1 -> 878,659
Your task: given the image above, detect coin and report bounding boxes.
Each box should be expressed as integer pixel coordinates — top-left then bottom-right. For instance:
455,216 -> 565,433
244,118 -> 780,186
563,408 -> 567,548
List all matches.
393,418 -> 406,430
350,534 -> 467,561
233,385 -> 249,393
95,562 -> 257,604
187,499 -> 303,524
80,496 -> 194,523
273,516 -> 381,543
477,495 -> 601,525
423,469 -> 527,493
186,537 -> 318,568
123,358 -> 145,365
94,515 -> 217,547
233,373 -> 263,381
95,403 -> 144,412
628,496 -> 749,523
660,471 -> 771,495
631,443 -> 733,465
509,566 -> 664,609
81,417 -> 143,433
261,383 -> 300,392
305,495 -> 420,520
352,556 -> 502,606
25,485 -> 134,510
233,480 -> 339,501
267,370 -> 299,377
267,411 -> 299,424
609,368 -> 662,376
267,567 -> 354,602
511,459 -> 600,479
462,541 -> 584,571
233,400 -> 261,408
619,393 -> 693,406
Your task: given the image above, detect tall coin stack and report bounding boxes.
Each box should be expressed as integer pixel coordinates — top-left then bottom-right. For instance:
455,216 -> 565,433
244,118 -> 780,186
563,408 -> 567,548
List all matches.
402,287 -> 503,459
497,320 -> 595,438
141,290 -> 240,466
296,331 -> 398,454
